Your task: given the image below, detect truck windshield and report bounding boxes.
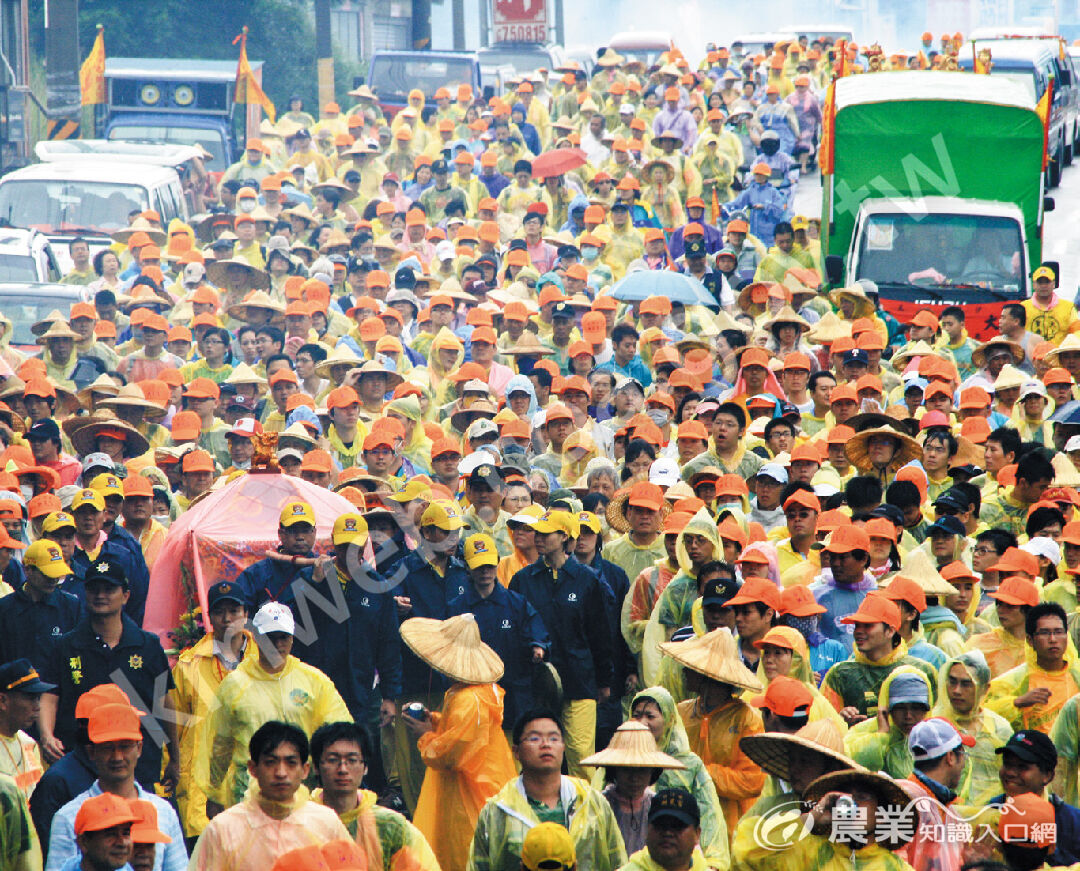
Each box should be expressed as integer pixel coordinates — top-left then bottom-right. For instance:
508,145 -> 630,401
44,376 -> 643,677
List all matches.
0,256 -> 39,282
855,213 -> 1025,292
477,47 -> 551,75
986,70 -> 1039,101
0,180 -> 147,234
107,124 -> 227,171
368,56 -> 475,105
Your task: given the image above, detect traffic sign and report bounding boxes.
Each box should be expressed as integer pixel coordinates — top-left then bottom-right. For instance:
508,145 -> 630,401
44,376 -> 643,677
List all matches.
492,0 -> 548,43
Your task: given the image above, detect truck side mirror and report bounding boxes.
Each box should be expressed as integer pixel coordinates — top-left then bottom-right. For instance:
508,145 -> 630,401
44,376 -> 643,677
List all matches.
1044,196 -> 1056,213
824,255 -> 844,285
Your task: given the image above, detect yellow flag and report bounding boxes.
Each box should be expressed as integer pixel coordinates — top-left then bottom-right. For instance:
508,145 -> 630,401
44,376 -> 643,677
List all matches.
1036,80 -> 1053,169
232,27 -> 276,123
80,26 -> 106,106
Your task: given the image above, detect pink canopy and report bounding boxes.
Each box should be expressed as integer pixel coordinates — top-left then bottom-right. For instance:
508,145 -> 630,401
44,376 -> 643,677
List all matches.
143,470 -> 356,647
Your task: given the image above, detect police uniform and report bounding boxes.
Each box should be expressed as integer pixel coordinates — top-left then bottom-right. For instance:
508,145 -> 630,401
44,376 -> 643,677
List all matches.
0,586 -> 82,677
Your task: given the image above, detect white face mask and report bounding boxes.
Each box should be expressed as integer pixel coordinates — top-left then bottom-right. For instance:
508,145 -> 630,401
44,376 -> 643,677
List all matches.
647,408 -> 670,427
238,198 -> 257,214
19,485 -> 32,502
581,246 -> 600,262
152,514 -> 171,528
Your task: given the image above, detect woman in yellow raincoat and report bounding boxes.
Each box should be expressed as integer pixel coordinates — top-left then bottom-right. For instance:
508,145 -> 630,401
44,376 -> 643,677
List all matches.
658,629 -> 766,840
933,649 -> 1013,806
692,135 -> 735,207
843,666 -> 933,779
384,395 -> 433,475
425,327 -> 465,402
753,627 -> 845,730
626,686 -> 730,869
401,613 -> 516,871
639,160 -> 686,230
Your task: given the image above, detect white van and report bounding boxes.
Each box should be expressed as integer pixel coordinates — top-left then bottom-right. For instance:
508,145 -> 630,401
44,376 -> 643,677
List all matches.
0,160 -> 188,271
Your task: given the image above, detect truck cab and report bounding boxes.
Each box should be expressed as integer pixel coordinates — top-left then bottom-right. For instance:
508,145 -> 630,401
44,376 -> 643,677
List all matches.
102,58 -> 262,174
365,50 -> 482,118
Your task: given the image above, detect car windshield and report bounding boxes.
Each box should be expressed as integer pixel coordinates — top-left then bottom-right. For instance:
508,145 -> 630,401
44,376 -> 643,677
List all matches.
477,47 -> 551,75
107,124 -> 227,171
986,69 -> 1039,101
855,212 -> 1025,292
368,56 -> 475,105
0,256 -> 39,283
0,180 -> 147,234
2,294 -> 82,346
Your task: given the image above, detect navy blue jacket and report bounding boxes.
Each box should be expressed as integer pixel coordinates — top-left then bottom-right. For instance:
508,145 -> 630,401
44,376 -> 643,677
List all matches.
236,550 -> 316,611
447,582 -> 549,726
68,538 -> 149,627
42,614 -> 173,791
580,553 -> 635,690
28,744 -> 95,853
290,564 -> 404,718
0,585 -> 82,672
509,556 -> 613,700
391,549 -> 468,696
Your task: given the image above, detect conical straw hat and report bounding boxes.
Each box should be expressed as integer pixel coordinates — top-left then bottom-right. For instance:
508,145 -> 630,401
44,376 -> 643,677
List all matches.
891,340 -> 935,371
739,719 -> 857,783
658,627 -> 763,693
1052,452 -> 1080,488
887,548 -> 959,597
399,613 -> 504,684
805,311 -> 851,345
581,720 -> 686,770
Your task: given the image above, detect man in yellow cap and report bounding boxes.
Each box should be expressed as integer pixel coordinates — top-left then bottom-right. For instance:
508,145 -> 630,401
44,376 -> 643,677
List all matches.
236,501 -> 321,613
509,510 -> 613,777
1023,263 -> 1078,345
520,821 -> 576,871
448,534 -> 548,731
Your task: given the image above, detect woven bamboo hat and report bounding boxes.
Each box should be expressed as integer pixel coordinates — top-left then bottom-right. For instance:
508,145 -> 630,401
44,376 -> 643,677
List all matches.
658,627 -> 764,693
804,769 -> 919,848
739,719 -> 857,784
581,721 -> 686,770
844,426 -> 922,473
399,613 -> 504,684
805,311 -> 851,345
882,547 -> 959,597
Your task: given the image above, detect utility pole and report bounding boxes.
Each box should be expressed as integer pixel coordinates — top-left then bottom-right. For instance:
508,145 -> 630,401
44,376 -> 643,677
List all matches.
44,0 -> 80,139
314,0 -> 334,113
554,0 -> 564,46
452,0 -> 466,50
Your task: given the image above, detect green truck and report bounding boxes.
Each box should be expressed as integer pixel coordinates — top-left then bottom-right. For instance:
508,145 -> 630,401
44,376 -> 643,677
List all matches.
821,71 -> 1053,338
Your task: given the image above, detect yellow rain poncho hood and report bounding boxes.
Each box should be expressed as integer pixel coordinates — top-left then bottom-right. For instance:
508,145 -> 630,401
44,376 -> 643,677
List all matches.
932,649 -> 1014,806
843,665 -> 933,779
428,327 -> 464,393
386,394 -> 433,474
675,507 -> 721,576
754,627 -> 845,730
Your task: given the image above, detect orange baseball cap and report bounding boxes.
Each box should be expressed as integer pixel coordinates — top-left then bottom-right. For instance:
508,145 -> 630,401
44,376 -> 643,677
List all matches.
431,437 -> 462,458
726,577 -> 782,612
123,475 -> 153,498
74,792 -> 139,836
676,420 -> 708,441
839,593 -> 901,631
749,674 -> 813,717
170,411 -> 202,441
181,450 -> 214,474
991,576 -> 1040,607
740,348 -> 770,369
627,481 -> 664,511
363,431 -> 395,451
999,793 -> 1057,848
825,524 -> 871,554
908,311 -> 939,330
880,576 -> 927,614
782,352 -> 811,371
327,385 -> 360,410
300,449 -> 333,473
87,702 -> 143,744
581,311 -> 607,342
184,377 -> 220,400
782,489 -> 821,513
779,585 -> 826,617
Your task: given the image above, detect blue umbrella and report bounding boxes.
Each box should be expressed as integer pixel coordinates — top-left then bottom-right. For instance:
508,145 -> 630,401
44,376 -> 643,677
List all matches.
610,269 -> 719,310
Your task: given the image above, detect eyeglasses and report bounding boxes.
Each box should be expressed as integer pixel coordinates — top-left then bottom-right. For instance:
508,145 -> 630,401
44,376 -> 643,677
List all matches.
785,510 -> 813,520
520,733 -> 564,746
322,754 -> 364,767
973,546 -> 999,556
1033,628 -> 1067,638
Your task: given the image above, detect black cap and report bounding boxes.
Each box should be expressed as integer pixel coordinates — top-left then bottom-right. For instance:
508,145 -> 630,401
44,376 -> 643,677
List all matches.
26,419 -> 60,442
467,464 -> 503,489
947,463 -> 981,480
343,169 -> 361,183
227,394 -> 258,413
84,547 -> 129,589
507,238 -> 528,252
685,238 -> 706,258
0,659 -> 56,694
926,515 -> 965,537
551,302 -> 575,320
778,401 -> 800,419
996,729 -> 1057,771
649,788 -> 700,827
611,201 -> 630,212
869,503 -> 905,526
702,575 -> 739,607
841,349 -> 869,367
394,267 -> 417,289
932,491 -> 966,513
207,581 -> 247,611
556,244 -> 580,259
431,159 -> 449,174
295,127 -> 312,139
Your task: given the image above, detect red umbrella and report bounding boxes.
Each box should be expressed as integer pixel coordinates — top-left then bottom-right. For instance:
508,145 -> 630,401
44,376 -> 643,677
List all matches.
531,148 -> 588,179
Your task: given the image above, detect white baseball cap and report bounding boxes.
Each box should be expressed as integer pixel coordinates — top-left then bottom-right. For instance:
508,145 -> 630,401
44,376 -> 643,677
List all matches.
908,717 -> 974,762
252,602 -> 295,636
649,458 -> 680,488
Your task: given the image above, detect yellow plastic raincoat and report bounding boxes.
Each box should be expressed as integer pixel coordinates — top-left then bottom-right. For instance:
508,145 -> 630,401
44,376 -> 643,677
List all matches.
1050,692 -> 1080,805
467,774 -> 627,871
414,681 -> 515,871
621,846 -> 711,871
628,688 -> 730,868
984,653 -> 1080,732
197,654 -> 352,808
170,631 -> 258,836
733,830 -> 915,871
385,395 -> 433,475
753,627 -> 846,730
932,650 -> 1013,806
844,666 -> 933,778
963,624 -> 1027,679
312,787 -> 440,871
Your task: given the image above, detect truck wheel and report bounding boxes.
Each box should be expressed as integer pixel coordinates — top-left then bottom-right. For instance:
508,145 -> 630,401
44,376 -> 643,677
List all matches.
1050,146 -> 1062,187
1067,130 -> 1075,165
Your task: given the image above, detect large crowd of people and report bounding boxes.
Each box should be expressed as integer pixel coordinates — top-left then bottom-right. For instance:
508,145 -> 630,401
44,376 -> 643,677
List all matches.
0,27 -> 1078,871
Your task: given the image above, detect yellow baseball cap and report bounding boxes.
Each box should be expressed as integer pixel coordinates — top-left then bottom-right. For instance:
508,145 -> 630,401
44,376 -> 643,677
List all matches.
464,533 -> 499,569
279,501 -> 316,528
332,512 -> 369,546
577,511 -> 601,534
42,511 -> 76,533
89,473 -> 124,499
420,499 -> 464,531
531,509 -> 580,538
71,489 -> 105,512
23,539 -> 72,579
508,504 -> 545,526
521,822 -> 575,871
1033,265 -> 1056,282
387,480 -> 432,503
